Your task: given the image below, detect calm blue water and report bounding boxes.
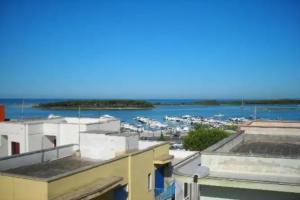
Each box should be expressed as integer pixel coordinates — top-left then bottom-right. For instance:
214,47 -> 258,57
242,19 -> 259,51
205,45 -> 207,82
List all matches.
0,99 -> 300,123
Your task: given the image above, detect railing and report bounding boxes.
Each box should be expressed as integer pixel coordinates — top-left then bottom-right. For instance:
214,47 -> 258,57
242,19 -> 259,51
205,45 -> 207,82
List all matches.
184,196 -> 190,200
155,182 -> 175,200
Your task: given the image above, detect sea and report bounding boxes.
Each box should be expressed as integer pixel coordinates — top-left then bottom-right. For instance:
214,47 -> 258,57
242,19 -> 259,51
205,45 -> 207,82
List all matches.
0,99 -> 300,124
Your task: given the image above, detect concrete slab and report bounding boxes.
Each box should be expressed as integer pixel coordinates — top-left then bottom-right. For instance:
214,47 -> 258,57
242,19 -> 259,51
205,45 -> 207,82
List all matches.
231,142 -> 300,158
3,156 -> 101,179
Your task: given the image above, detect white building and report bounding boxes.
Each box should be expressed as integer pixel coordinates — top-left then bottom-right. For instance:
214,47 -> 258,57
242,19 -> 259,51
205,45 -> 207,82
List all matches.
173,121 -> 300,200
0,116 -> 120,157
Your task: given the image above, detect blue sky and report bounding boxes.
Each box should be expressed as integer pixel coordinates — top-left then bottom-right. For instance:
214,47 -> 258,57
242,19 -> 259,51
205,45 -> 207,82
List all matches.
0,0 -> 299,99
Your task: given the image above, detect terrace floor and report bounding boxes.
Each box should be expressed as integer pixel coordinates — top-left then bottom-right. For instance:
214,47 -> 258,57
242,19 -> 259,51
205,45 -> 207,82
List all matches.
3,156 -> 100,179
231,142 -> 300,157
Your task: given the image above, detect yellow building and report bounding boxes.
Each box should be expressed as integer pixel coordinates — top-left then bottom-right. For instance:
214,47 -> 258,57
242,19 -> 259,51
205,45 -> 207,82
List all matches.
0,141 -> 174,200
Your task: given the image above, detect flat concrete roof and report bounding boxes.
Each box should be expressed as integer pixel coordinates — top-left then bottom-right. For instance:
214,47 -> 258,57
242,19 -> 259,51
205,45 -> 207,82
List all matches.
81,130 -> 138,137
81,130 -> 119,134
231,142 -> 300,158
3,156 -> 101,179
242,121 -> 300,128
174,154 -> 201,176
174,154 -> 300,185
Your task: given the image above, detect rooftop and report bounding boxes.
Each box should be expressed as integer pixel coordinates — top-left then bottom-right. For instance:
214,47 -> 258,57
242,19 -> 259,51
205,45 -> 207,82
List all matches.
174,120 -> 300,193
241,120 -> 300,128
174,154 -> 300,185
231,142 -> 300,158
3,116 -> 119,125
3,156 -> 101,179
81,130 -> 138,137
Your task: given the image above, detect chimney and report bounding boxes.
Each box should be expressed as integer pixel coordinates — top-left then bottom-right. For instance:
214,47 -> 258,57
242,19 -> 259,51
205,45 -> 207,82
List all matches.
0,105 -> 5,122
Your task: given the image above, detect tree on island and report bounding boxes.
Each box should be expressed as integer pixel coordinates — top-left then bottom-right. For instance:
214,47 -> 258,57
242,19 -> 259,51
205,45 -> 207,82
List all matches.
183,125 -> 229,151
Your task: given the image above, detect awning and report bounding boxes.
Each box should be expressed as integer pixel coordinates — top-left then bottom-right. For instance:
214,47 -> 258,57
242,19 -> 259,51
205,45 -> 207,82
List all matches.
52,176 -> 123,200
154,154 -> 174,165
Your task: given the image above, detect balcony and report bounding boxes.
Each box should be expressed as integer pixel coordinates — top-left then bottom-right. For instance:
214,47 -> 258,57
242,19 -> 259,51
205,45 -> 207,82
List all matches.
155,181 -> 175,200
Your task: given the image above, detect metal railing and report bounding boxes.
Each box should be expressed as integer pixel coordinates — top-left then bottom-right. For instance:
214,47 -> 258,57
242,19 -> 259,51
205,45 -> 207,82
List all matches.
155,182 -> 175,200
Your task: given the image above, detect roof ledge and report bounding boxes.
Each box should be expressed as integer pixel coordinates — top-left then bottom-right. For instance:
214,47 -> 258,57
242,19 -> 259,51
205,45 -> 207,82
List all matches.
51,176 -> 123,200
154,154 -> 174,165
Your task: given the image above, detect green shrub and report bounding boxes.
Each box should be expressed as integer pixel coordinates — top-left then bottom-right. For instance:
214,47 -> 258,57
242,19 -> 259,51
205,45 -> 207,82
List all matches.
183,126 -> 229,151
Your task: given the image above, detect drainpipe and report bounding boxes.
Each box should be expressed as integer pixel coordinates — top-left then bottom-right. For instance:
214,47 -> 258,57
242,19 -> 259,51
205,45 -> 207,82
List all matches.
192,175 -> 199,200
192,166 -> 209,200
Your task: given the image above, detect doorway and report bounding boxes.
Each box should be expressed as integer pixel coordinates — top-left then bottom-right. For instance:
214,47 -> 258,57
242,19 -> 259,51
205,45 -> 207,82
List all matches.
11,141 -> 20,155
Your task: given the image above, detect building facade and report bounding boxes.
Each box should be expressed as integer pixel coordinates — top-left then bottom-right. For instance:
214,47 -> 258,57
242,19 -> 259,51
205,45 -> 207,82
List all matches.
173,121 -> 300,200
0,116 -> 120,157
0,140 -> 174,200
0,112 -> 179,200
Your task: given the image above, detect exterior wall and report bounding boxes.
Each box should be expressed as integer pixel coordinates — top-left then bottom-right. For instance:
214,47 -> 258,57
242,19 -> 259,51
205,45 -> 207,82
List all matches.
0,144 -> 78,171
241,127 -> 300,136
244,133 -> 300,143
43,123 -> 59,135
0,123 -> 26,156
153,143 -> 170,159
85,120 -> 120,132
48,156 -> 129,200
100,120 -> 121,132
214,134 -> 244,153
49,143 -> 170,200
80,133 -> 117,159
201,154 -> 300,177
59,123 -> 81,145
129,150 -> 155,200
0,176 -> 48,200
43,136 -> 56,149
64,117 -> 99,124
175,179 -> 185,200
80,134 -> 139,160
0,135 -> 8,157
200,185 -> 300,200
0,117 -> 122,157
28,133 -> 44,152
0,141 -> 171,200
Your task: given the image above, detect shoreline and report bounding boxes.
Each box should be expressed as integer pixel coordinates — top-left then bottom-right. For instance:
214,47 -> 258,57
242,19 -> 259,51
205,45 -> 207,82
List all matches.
33,106 -> 154,110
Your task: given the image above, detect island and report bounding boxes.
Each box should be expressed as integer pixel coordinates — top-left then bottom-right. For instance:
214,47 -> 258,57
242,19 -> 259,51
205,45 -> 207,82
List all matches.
33,100 -> 154,110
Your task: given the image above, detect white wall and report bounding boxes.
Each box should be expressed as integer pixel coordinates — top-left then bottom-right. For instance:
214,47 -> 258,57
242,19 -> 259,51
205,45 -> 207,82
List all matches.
0,117 -> 122,157
201,154 -> 300,178
80,134 -> 138,160
27,123 -> 43,134
59,124 -> 80,145
241,127 -> 300,136
138,140 -> 162,150
43,123 -> 59,135
0,144 -> 79,171
0,135 -> 8,157
80,133 -> 119,159
0,123 -> 27,156
28,134 -> 44,152
85,120 -> 121,132
43,135 -> 56,149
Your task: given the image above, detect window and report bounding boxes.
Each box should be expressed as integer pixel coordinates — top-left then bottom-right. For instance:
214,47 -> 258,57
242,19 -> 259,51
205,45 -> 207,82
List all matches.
147,173 -> 152,191
184,183 -> 192,199
184,183 -> 188,198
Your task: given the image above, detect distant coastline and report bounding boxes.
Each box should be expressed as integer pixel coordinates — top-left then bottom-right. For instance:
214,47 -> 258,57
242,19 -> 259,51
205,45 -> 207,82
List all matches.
33,100 -> 154,110
154,99 -> 300,106
32,99 -> 300,110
